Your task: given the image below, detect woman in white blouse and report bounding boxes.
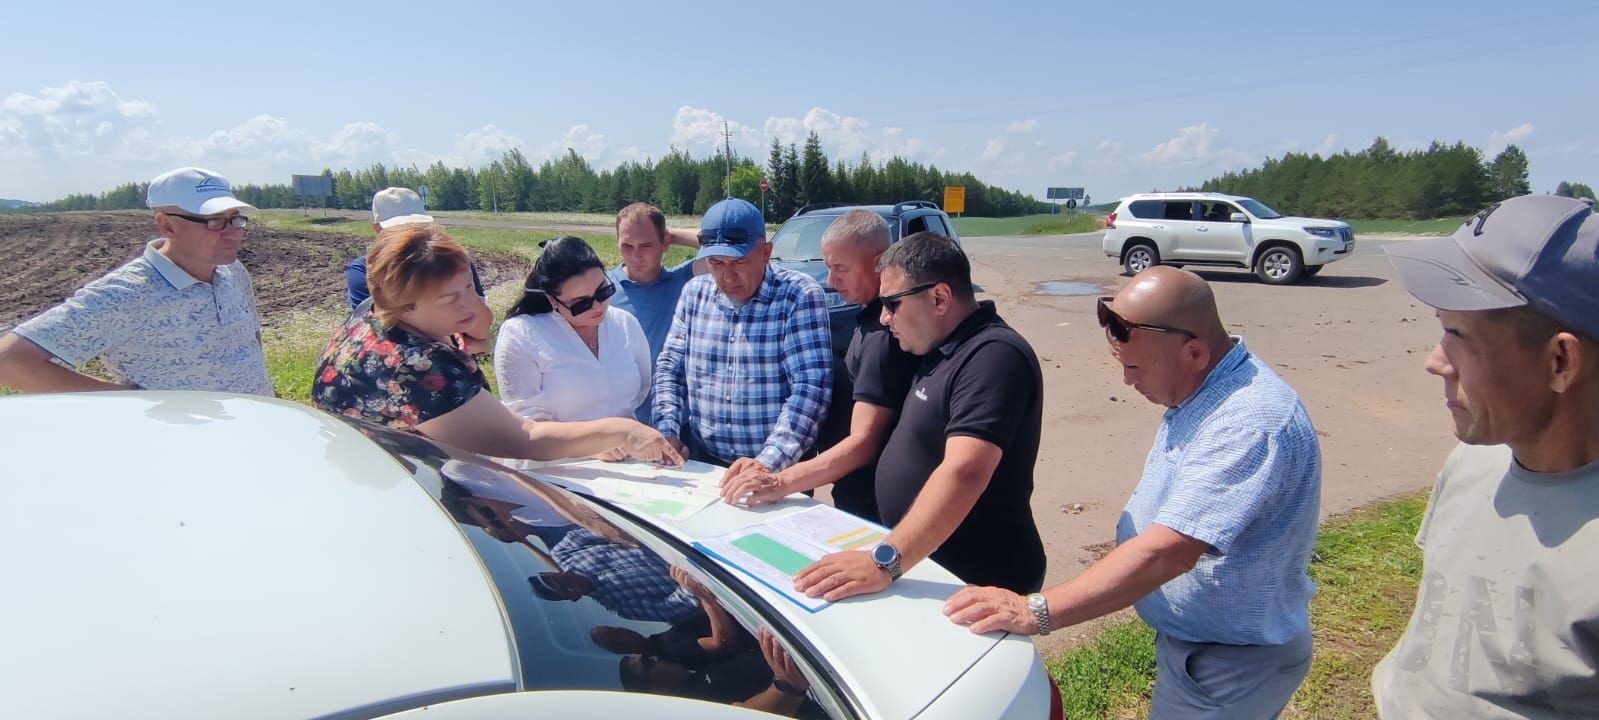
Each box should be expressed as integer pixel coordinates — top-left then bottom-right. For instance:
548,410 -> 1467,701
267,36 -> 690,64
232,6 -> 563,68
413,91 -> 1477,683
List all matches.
494,236 -> 652,434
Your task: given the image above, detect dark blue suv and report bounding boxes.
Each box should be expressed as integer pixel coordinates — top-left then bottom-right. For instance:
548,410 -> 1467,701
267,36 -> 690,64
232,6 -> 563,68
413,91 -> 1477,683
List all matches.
769,201 -> 964,353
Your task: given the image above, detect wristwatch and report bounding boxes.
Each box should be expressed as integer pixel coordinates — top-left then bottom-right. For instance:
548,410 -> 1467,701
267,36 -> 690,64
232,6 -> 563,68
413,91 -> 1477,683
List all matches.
871,542 -> 903,581
1026,593 -> 1052,636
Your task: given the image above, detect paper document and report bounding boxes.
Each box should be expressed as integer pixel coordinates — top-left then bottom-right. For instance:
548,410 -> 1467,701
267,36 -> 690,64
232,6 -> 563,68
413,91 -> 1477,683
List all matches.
535,463 -> 720,522
767,505 -> 889,552
580,475 -> 718,522
693,505 -> 891,612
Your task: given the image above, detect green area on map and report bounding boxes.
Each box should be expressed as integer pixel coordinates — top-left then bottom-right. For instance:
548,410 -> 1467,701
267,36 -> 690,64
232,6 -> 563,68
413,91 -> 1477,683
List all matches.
731,533 -> 813,576
639,499 -> 688,517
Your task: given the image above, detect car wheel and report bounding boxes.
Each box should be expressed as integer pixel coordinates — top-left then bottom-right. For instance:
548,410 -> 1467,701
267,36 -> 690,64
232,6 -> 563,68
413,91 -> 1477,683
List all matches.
1123,243 -> 1159,276
1255,246 -> 1303,285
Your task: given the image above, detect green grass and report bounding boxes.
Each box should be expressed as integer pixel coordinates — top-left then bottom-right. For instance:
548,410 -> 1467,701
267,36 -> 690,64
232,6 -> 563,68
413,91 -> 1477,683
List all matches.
256,209 -> 695,268
1048,621 -> 1158,718
953,213 -> 1106,237
1047,491 -> 1428,719
1345,216 -> 1468,236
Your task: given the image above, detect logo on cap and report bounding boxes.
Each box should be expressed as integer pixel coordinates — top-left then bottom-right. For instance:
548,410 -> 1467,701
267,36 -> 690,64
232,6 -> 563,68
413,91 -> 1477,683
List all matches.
195,177 -> 229,194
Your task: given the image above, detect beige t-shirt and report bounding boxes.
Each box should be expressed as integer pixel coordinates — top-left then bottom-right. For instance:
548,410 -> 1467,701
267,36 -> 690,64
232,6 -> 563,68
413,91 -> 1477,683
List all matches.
1372,442 -> 1599,718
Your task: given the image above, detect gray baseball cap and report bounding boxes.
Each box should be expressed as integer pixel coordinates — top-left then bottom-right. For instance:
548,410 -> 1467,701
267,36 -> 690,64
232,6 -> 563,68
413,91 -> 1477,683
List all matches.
1385,194 -> 1599,340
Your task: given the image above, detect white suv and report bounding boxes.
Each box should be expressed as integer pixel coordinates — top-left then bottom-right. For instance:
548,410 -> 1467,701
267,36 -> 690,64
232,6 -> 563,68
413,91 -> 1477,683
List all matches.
1101,192 -> 1354,284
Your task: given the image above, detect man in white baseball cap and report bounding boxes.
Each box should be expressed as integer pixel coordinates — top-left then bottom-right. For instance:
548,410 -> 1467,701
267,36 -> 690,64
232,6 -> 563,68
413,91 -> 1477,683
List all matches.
345,187 -> 481,309
0,167 -> 273,395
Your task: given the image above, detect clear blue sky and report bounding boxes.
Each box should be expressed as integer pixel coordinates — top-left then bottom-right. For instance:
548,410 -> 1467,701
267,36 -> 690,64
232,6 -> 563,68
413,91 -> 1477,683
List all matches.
2,0 -> 1593,207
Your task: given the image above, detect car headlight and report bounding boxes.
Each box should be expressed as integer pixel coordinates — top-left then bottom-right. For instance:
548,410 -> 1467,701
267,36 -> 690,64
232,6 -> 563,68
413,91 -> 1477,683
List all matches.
1304,227 -> 1340,239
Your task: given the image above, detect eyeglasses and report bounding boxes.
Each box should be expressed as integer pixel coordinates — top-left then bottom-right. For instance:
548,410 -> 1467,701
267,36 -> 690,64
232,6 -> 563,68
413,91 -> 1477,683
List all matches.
1096,297 -> 1196,343
550,279 -> 617,316
880,283 -> 937,314
698,227 -> 752,246
167,213 -> 248,231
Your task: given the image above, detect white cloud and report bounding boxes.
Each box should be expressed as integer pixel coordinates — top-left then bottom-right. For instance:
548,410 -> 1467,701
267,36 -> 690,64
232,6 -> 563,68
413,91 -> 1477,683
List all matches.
671,106 -> 761,156
1315,133 -> 1341,156
1487,122 -> 1534,154
980,137 -> 1006,161
1048,151 -> 1078,171
761,107 -> 926,164
545,123 -> 608,161
317,121 -> 398,165
456,124 -> 526,166
179,115 -> 399,169
0,80 -> 159,161
1006,118 -> 1038,134
1140,123 -> 1248,167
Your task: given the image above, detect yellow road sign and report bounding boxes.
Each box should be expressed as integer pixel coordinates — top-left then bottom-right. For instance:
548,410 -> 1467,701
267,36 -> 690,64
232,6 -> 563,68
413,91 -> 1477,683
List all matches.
943,186 -> 966,214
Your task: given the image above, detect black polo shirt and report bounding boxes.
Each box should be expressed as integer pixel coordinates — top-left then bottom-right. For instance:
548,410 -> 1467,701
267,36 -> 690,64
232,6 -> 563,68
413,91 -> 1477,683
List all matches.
875,301 -> 1046,593
828,299 -> 919,522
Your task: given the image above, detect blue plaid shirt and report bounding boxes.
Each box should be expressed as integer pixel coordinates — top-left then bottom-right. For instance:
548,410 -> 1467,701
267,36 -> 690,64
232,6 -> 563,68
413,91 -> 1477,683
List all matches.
652,265 -> 832,470
1117,337 -> 1321,645
550,528 -> 701,624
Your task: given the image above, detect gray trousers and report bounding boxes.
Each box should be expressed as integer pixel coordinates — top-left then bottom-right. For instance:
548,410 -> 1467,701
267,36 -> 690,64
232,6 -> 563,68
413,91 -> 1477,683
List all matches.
1149,631 -> 1313,720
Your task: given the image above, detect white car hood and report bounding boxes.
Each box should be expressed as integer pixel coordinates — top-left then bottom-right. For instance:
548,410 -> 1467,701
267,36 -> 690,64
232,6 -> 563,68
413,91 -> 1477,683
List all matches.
0,392 -> 517,719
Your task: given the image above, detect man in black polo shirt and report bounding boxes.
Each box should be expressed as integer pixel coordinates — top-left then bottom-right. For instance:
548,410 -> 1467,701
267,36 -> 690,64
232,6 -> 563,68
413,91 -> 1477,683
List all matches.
719,210 -> 918,522
794,232 -> 1047,600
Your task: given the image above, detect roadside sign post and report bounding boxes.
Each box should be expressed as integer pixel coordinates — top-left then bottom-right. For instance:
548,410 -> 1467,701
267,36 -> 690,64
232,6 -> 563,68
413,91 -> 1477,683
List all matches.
1046,187 -> 1085,216
418,184 -> 429,209
943,185 -> 966,217
292,174 -> 333,217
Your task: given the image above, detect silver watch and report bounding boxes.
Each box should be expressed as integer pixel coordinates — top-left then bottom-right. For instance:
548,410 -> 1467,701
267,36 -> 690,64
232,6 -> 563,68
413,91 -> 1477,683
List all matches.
1025,593 -> 1051,636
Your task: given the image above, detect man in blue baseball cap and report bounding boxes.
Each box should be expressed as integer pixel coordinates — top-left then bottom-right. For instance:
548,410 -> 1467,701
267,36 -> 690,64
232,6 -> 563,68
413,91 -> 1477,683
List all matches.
652,198 -> 833,490
1373,194 -> 1599,718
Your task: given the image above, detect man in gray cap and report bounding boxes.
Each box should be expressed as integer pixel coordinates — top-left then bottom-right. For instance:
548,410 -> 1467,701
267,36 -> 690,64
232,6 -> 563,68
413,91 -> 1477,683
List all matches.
1373,195 -> 1599,718
0,167 -> 272,395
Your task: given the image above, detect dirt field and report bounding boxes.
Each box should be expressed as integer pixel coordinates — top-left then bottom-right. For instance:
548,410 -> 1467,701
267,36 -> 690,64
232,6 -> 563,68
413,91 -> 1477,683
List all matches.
0,212 -> 529,331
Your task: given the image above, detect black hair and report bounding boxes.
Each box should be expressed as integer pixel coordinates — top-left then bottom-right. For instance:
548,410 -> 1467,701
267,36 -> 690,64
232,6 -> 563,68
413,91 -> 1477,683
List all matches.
505,236 -> 606,319
877,231 -> 975,300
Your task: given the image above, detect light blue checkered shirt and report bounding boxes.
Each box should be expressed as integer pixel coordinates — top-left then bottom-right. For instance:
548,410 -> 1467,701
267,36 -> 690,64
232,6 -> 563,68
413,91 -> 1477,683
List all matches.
1117,337 -> 1320,645
652,265 -> 832,470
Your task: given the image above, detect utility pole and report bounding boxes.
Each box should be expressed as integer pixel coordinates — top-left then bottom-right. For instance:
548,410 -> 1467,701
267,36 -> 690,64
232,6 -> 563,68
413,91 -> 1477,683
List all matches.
721,121 -> 734,197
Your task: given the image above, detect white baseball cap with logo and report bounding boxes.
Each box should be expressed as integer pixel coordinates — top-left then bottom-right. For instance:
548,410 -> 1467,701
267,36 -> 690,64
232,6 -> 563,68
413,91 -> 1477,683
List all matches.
145,167 -> 256,216
372,187 -> 434,229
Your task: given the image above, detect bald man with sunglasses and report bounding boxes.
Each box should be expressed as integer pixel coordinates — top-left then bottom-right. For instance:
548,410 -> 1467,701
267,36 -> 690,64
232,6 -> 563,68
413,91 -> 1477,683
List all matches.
947,266 -> 1322,720
0,167 -> 272,396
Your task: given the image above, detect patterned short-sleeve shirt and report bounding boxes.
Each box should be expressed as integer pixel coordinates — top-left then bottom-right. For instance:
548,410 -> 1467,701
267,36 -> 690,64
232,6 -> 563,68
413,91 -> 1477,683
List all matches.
11,239 -> 271,395
1117,337 -> 1322,646
311,308 -> 487,430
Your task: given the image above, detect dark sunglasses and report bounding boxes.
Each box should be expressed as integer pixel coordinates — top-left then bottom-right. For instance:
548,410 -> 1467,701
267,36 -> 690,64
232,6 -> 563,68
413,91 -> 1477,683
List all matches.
168,213 -> 247,231
698,227 -> 752,246
1096,297 -> 1196,343
880,283 -> 937,314
550,279 -> 617,316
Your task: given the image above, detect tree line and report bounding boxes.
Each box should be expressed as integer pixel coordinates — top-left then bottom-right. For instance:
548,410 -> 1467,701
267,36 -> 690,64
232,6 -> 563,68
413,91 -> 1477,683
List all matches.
1198,138 -> 1588,219
20,132 -> 1049,218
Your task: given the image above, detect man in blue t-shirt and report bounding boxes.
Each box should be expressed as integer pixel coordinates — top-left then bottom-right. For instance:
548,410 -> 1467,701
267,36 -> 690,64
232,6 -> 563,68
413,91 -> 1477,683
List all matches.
607,202 -> 704,422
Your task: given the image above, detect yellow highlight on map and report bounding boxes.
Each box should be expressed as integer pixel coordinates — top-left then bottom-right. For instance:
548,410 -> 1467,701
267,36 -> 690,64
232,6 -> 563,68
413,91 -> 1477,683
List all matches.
827,526 -> 885,550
